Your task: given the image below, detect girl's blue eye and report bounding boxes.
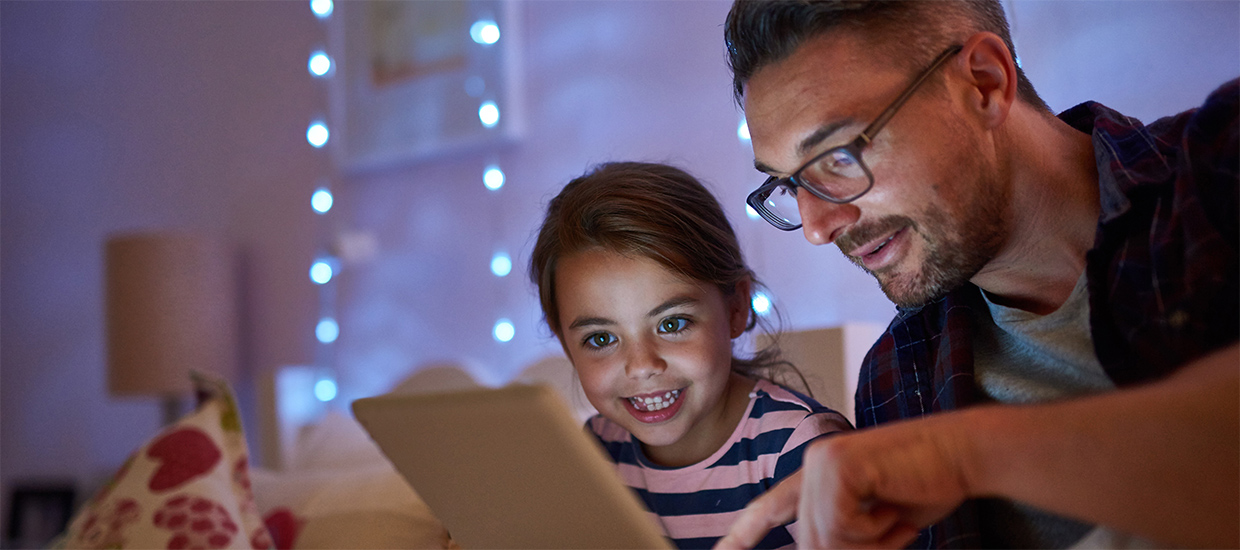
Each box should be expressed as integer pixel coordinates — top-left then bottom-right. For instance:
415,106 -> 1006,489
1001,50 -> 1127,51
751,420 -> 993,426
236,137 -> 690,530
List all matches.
658,317 -> 689,334
583,332 -> 615,349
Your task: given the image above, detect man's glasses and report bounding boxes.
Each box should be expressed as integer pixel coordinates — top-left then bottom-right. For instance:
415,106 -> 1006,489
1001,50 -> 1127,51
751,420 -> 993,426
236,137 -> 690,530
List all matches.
746,45 -> 963,231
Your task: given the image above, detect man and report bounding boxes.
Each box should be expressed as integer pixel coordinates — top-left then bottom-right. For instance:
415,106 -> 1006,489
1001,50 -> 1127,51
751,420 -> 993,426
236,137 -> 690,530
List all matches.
715,1 -> 1238,549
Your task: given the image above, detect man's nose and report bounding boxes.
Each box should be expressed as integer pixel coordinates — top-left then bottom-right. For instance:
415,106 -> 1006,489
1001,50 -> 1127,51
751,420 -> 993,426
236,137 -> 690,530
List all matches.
799,192 -> 861,246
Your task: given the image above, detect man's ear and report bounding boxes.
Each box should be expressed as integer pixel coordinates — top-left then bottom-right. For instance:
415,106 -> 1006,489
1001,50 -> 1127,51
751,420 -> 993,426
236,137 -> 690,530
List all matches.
958,31 -> 1018,128
730,278 -> 754,339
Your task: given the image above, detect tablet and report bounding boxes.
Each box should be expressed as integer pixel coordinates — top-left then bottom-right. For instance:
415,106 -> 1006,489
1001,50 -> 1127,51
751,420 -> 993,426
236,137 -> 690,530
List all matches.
352,384 -> 672,549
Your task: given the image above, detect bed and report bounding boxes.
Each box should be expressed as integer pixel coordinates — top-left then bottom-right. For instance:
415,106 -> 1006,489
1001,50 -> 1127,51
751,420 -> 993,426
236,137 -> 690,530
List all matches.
56,324 -> 879,549
55,354 -> 593,549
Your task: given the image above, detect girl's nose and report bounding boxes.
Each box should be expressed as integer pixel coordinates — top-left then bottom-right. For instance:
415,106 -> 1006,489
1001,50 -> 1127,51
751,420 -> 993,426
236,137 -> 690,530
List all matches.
799,191 -> 861,246
624,342 -> 666,380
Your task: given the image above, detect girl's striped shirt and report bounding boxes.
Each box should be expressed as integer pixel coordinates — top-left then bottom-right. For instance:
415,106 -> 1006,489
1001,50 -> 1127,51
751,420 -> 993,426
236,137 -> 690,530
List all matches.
587,379 -> 852,549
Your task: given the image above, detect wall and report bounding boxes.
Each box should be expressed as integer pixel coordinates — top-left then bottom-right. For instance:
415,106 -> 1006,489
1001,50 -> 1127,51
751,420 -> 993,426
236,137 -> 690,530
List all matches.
2,0 -> 1236,533
1,1 -> 327,527
332,0 -> 1240,404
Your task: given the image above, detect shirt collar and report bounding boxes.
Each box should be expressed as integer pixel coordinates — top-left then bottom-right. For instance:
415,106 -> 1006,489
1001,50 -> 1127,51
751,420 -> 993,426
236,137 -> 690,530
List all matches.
1057,101 -> 1173,224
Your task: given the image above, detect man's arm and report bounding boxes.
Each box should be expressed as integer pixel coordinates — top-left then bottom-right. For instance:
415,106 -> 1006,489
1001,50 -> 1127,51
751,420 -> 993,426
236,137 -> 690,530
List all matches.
716,343 -> 1239,549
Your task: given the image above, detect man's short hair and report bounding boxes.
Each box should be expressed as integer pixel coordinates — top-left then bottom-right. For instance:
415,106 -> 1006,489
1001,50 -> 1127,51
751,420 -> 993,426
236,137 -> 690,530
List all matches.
725,0 -> 1050,113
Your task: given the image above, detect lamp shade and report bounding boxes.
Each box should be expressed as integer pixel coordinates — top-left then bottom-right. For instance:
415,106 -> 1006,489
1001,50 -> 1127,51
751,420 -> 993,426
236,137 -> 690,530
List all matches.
106,232 -> 238,397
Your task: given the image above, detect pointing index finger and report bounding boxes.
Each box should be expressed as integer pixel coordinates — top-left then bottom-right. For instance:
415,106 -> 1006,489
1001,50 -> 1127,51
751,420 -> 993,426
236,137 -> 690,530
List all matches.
714,470 -> 803,549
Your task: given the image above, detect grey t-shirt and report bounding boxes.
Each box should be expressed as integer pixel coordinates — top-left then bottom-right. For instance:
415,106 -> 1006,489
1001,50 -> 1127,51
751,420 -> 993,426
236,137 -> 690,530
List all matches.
975,271 -> 1114,404
973,271 -> 1113,548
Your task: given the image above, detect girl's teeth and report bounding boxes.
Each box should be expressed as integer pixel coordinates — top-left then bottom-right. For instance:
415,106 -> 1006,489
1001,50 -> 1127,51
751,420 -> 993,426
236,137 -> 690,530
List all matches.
628,389 -> 681,411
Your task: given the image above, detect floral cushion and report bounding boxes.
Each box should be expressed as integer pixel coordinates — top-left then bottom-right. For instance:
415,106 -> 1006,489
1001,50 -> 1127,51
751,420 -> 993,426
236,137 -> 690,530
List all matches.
59,373 -> 273,549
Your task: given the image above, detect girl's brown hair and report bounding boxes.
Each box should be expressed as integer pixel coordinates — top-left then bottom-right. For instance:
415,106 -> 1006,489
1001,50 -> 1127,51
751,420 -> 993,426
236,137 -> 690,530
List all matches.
529,162 -> 804,390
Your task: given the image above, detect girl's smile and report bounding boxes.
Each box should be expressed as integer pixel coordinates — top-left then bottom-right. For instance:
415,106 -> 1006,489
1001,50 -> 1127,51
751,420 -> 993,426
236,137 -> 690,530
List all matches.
623,387 -> 685,423
554,247 -> 754,467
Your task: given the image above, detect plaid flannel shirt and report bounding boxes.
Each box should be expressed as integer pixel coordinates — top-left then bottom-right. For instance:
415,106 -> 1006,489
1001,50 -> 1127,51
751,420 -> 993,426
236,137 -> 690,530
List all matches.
854,79 -> 1239,549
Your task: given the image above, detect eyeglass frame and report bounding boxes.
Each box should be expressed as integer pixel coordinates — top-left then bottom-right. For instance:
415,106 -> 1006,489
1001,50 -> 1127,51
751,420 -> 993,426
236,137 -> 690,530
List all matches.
746,44 -> 964,231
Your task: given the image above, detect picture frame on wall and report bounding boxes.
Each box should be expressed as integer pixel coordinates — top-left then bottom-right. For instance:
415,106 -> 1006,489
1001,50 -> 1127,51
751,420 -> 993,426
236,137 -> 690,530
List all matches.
4,484 -> 76,549
329,0 -> 523,173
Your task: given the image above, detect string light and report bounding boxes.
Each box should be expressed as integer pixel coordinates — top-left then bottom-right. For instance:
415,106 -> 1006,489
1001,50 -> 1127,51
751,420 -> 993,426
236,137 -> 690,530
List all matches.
316,317 -> 339,344
752,292 -> 772,316
309,259 -> 334,285
470,20 -> 500,45
308,51 -> 332,77
493,319 -> 515,343
306,121 -> 329,148
311,188 -> 333,214
483,165 -> 505,190
479,101 -> 500,128
310,0 -> 333,18
490,252 -> 512,277
306,2 -> 336,403
314,377 -> 338,402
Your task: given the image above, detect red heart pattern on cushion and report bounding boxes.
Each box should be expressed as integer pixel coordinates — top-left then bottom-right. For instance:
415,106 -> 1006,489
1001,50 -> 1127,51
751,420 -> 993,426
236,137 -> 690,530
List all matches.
76,497 -> 141,548
262,508 -> 303,550
154,495 -> 239,549
146,427 -> 222,492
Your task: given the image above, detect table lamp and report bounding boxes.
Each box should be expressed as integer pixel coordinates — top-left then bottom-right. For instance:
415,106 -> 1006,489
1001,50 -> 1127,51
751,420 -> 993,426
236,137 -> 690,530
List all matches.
105,232 -> 238,425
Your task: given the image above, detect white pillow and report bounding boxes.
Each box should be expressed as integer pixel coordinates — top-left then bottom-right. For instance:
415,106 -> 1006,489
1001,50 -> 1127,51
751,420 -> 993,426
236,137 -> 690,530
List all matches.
286,409 -> 387,471
250,463 -> 452,549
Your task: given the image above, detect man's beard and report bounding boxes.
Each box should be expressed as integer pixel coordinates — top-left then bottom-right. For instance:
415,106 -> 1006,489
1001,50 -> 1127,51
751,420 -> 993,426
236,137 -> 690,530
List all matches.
839,181 -> 1007,309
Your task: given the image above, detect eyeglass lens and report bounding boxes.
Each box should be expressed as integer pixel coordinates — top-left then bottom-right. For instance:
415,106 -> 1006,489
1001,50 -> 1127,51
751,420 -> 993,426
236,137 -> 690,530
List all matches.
799,147 -> 869,198
758,183 -> 801,228
758,146 -> 868,227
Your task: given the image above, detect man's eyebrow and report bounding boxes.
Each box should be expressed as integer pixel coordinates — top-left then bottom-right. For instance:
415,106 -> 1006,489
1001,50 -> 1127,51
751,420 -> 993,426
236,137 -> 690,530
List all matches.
797,120 -> 852,157
753,120 -> 853,176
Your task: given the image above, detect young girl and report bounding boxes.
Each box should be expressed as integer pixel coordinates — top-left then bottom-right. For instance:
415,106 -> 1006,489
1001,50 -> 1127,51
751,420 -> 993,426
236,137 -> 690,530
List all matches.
529,162 -> 852,549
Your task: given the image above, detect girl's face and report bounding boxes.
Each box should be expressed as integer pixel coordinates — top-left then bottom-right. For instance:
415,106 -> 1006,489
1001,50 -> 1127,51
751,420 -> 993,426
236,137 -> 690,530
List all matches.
554,247 -> 755,467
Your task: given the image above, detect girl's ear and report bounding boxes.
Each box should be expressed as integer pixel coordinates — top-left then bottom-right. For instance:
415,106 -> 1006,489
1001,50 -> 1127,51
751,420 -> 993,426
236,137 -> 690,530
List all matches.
729,278 -> 753,339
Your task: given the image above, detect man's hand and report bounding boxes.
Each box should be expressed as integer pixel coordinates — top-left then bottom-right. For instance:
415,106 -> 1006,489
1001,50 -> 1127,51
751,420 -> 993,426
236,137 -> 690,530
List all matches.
716,344 -> 1240,549
716,415 -> 975,549
792,417 -> 972,549
714,471 -> 802,549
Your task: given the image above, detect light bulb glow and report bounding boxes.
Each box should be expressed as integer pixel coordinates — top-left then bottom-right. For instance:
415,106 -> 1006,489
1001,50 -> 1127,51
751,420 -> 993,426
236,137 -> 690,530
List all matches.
470,20 -> 500,45
310,0 -> 333,18
478,101 -> 500,127
311,188 -> 333,214
316,317 -> 339,343
307,122 -> 329,148
738,119 -> 751,141
752,293 -> 772,316
493,319 -> 515,342
490,252 -> 512,277
308,51 -> 332,77
314,378 -> 338,401
310,260 -> 334,285
483,166 -> 505,190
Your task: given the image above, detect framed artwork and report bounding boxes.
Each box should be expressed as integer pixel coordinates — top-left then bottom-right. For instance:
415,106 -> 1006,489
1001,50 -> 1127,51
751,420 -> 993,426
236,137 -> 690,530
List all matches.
330,0 -> 522,172
5,484 -> 76,548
